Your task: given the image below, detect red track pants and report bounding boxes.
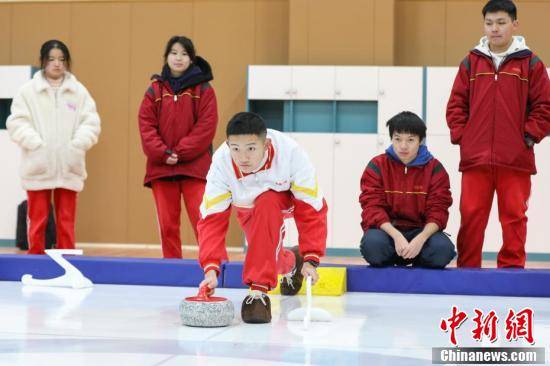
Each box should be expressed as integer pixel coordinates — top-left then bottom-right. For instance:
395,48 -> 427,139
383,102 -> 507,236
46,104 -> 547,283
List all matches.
457,166 -> 531,268
151,177 -> 205,258
27,188 -> 77,255
236,191 -> 297,292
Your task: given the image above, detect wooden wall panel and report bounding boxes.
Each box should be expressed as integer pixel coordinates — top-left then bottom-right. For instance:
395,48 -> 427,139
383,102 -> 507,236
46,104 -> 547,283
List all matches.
396,1 -> 445,66
445,1 -> 483,65
254,0 -> 288,65
288,0 -> 309,64
0,5 -> 11,64
11,3 -> 71,66
374,0 -> 395,65
517,2 -> 550,61
289,0 -> 394,65
308,0 -> 375,65
127,1 -> 195,245
70,3 -> 131,243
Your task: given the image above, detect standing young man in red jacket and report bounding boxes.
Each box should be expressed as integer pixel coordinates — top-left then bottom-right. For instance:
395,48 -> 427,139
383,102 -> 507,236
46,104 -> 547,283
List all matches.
447,0 -> 550,268
360,112 -> 455,268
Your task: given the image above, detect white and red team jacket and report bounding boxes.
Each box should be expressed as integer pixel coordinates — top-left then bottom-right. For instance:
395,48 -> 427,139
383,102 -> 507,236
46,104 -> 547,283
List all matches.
198,129 -> 327,275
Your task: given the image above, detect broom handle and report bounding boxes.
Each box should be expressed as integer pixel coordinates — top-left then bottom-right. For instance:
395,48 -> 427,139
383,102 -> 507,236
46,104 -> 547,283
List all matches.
304,276 -> 312,328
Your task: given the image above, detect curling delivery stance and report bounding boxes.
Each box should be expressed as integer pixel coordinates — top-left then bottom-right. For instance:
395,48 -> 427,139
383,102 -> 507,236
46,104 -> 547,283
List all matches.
198,112 -> 328,324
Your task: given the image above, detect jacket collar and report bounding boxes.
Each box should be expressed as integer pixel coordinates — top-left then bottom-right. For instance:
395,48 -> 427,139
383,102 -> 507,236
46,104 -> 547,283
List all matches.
151,56 -> 214,92
471,35 -> 532,61
474,35 -> 528,57
33,70 -> 79,93
386,144 -> 433,167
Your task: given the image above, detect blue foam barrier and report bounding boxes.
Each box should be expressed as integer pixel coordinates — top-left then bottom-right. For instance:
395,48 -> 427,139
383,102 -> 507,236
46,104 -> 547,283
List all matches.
0,254 -> 206,287
223,262 -> 550,297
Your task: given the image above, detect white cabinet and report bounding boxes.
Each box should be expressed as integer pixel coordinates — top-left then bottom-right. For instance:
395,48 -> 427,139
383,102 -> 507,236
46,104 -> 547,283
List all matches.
0,66 -> 33,98
284,133 -> 382,249
287,133 -> 335,247
291,66 -> 335,100
248,65 -> 383,102
377,67 -> 423,134
426,135 -> 462,242
248,65 -> 334,100
334,66 -> 379,101
529,138 -> 550,253
281,133 -> 334,248
332,134 -> 379,248
247,65 -> 292,100
426,67 -> 458,136
0,65 -> 32,240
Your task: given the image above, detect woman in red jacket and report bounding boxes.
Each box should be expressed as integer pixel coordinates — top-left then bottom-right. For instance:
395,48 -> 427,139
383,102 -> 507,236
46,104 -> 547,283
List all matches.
138,36 -> 218,258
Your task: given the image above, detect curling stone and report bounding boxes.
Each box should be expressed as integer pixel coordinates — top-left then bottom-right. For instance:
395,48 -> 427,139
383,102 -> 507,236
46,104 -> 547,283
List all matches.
180,286 -> 234,327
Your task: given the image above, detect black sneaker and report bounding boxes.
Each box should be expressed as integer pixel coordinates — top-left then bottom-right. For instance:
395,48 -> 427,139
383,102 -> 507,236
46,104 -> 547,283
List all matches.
280,246 -> 304,296
241,291 -> 271,324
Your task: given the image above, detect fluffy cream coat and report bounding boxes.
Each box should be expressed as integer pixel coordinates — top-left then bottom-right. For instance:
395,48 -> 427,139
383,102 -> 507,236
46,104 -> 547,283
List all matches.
7,71 -> 101,192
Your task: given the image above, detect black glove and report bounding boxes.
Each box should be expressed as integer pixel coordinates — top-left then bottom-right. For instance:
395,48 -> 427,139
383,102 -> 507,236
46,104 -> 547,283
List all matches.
306,260 -> 319,268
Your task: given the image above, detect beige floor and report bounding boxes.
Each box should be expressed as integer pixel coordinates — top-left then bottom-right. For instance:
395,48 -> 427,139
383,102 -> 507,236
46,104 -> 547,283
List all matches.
1,244 -> 549,269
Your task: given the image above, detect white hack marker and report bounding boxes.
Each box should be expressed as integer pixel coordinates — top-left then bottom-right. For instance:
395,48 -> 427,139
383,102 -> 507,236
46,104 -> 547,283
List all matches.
287,276 -> 332,329
21,249 -> 93,289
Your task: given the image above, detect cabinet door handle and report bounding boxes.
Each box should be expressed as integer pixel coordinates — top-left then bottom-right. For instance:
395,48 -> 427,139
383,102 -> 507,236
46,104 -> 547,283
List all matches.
334,139 -> 341,145
335,90 -> 342,96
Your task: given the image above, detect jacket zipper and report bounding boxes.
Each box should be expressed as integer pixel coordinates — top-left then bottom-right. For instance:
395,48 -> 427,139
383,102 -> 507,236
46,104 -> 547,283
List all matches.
172,92 -> 178,174
490,54 -> 510,165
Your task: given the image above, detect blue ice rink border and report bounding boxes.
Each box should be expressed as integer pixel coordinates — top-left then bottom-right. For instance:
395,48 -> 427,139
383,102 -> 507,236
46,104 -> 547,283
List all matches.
222,262 -> 550,298
1,254 -> 549,297
345,266 -> 550,297
0,254 -> 205,287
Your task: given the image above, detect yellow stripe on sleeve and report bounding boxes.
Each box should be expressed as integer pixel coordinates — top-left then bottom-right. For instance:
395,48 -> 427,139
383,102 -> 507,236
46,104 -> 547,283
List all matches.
291,181 -> 318,198
203,192 -> 232,210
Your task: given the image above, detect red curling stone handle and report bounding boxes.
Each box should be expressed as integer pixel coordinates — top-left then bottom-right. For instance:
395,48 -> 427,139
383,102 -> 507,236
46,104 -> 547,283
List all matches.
184,286 -> 228,302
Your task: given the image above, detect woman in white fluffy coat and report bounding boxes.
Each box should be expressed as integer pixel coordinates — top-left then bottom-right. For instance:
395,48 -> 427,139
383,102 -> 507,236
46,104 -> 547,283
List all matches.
7,40 -> 100,254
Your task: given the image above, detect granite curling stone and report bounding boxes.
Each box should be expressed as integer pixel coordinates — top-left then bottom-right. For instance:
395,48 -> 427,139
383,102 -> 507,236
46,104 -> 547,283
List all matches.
180,286 -> 234,327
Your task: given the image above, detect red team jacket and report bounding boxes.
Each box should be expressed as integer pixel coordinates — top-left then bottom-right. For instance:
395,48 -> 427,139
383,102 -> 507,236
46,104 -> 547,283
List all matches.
447,48 -> 550,174
138,57 -> 218,186
359,146 -> 452,232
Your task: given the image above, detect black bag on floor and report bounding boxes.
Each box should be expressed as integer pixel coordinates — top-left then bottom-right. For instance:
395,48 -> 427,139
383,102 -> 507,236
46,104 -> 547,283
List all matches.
15,200 -> 56,250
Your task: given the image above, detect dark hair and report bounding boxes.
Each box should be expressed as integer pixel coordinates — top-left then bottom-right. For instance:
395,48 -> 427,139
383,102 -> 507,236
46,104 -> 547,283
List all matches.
482,0 -> 517,21
163,36 -> 196,63
226,112 -> 267,138
40,39 -> 71,71
386,111 -> 426,141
